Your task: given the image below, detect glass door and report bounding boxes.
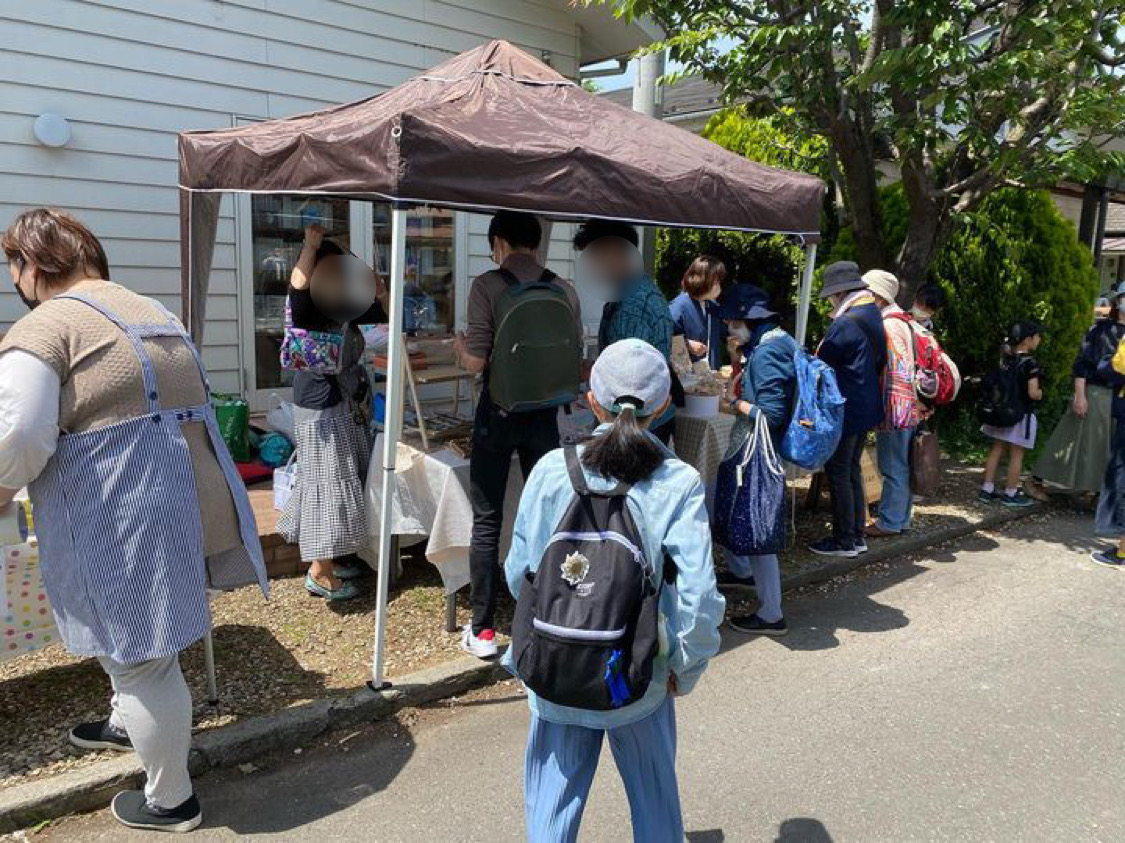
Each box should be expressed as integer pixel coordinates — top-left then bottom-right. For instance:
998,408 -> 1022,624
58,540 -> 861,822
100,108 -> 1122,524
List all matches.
239,195 -> 354,409
372,204 -> 456,336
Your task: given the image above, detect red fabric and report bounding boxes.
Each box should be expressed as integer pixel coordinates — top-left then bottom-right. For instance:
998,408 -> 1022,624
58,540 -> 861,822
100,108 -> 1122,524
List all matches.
236,462 -> 273,485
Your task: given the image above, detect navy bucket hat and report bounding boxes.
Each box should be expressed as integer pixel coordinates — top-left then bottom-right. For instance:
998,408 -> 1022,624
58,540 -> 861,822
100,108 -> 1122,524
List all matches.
715,283 -> 777,321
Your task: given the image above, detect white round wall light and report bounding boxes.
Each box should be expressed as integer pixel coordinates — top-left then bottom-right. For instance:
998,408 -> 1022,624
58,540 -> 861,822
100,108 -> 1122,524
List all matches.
33,114 -> 71,148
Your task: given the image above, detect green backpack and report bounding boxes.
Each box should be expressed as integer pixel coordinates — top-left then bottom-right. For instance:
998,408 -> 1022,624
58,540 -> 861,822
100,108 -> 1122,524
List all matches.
489,268 -> 582,413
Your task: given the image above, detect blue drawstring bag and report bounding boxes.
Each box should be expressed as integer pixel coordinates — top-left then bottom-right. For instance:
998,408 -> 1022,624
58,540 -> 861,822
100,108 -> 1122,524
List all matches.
714,412 -> 787,556
779,350 -> 845,471
258,432 -> 294,468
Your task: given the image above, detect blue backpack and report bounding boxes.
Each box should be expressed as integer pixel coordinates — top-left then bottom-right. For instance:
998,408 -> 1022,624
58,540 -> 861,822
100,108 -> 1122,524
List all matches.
779,349 -> 845,471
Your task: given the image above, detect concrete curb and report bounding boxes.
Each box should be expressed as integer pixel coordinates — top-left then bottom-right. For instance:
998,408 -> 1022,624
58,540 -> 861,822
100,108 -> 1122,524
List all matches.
780,503 -> 1041,592
0,657 -> 506,834
0,503 -> 1041,833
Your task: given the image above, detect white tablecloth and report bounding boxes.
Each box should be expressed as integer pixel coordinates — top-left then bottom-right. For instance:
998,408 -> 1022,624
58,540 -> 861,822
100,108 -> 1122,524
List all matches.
363,435 -> 523,595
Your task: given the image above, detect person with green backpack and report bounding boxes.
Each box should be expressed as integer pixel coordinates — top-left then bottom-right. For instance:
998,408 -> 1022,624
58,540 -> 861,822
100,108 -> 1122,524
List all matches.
454,211 -> 584,658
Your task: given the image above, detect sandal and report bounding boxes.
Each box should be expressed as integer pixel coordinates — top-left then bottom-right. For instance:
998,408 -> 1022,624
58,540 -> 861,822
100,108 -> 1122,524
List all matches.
333,561 -> 366,581
304,574 -> 359,601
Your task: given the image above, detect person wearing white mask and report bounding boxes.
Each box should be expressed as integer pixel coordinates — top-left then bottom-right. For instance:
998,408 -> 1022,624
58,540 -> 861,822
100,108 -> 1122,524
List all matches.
715,284 -> 797,635
910,283 -> 945,331
574,219 -> 678,444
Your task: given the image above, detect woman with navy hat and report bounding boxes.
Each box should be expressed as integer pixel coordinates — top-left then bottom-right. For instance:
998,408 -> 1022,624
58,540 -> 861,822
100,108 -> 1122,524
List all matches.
714,284 -> 798,635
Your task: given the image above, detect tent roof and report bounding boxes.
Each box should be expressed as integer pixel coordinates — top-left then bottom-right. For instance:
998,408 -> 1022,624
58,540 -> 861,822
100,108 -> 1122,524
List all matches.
179,41 -> 824,241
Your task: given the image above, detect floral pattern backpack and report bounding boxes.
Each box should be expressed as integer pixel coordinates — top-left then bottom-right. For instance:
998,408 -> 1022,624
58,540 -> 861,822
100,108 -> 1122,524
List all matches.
279,299 -> 345,374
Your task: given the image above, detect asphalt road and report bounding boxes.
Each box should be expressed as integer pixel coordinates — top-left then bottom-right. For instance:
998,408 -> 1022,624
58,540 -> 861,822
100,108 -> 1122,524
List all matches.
36,510 -> 1125,842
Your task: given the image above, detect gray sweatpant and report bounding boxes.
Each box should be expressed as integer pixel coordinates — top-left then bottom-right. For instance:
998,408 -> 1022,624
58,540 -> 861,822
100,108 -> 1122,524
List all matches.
99,654 -> 194,809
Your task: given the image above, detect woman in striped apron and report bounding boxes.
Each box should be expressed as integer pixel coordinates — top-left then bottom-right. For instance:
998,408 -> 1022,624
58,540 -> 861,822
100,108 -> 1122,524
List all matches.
0,209 -> 268,833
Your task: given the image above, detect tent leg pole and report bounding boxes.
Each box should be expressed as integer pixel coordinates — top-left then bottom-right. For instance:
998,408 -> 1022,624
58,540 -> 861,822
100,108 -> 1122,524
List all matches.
203,630 -> 218,706
445,592 -> 458,634
795,243 -> 818,348
370,208 -> 408,692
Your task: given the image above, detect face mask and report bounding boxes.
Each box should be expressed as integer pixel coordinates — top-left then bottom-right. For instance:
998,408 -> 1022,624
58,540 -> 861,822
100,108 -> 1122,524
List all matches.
1117,300 -> 1125,315
11,263 -> 40,311
911,306 -> 931,321
729,324 -> 752,344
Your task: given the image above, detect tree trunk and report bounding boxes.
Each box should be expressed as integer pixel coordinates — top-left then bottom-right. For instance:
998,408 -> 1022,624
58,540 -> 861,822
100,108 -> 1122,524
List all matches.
895,205 -> 947,306
829,121 -> 888,272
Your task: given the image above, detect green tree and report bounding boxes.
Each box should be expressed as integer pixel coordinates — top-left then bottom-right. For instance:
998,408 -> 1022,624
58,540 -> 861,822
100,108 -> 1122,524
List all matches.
590,0 -> 1125,302
654,109 -> 834,329
831,185 -> 1099,424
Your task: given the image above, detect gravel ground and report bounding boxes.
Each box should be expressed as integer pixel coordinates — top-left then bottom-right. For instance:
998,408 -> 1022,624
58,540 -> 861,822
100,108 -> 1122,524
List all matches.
0,454 -> 1046,791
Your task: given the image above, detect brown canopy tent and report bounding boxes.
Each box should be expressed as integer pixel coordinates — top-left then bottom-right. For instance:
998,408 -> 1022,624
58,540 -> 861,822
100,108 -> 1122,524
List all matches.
178,40 -> 825,686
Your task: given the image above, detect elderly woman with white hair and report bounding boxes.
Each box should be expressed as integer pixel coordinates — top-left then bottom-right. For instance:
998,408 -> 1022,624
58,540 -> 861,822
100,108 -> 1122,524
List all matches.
863,269 -> 922,538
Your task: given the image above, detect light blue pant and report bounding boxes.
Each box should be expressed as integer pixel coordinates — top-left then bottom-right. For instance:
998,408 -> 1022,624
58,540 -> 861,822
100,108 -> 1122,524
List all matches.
726,552 -> 783,622
524,696 -> 682,843
876,427 -> 915,532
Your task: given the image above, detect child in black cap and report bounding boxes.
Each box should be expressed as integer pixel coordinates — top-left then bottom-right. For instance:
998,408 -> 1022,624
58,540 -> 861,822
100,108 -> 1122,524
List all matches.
979,321 -> 1044,507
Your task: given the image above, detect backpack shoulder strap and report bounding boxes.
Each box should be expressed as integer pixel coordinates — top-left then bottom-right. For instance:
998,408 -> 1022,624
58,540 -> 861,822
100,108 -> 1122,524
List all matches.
538,269 -> 558,285
495,267 -> 521,287
565,443 -> 630,497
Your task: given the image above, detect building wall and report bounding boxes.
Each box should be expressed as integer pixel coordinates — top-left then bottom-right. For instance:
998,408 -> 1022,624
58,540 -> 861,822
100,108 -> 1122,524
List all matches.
0,0 -> 584,392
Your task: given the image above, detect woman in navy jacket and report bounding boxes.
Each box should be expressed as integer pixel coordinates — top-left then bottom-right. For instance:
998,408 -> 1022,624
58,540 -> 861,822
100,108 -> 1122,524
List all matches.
811,261 -> 887,558
669,255 -> 726,369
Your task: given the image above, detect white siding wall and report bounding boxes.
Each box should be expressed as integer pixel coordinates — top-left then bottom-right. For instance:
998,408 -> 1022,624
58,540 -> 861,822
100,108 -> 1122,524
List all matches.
0,0 -> 583,392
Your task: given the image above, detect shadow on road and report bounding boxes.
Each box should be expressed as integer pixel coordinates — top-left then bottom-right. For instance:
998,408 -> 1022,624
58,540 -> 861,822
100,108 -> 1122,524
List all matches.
776,817 -> 834,842
194,712 -> 417,836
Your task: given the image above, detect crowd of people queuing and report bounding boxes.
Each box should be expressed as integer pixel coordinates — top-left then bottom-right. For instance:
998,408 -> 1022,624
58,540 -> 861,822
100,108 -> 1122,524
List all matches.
1,205 -> 1123,839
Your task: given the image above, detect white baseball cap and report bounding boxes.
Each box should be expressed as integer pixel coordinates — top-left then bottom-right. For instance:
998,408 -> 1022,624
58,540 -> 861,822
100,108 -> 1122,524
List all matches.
590,339 -> 671,418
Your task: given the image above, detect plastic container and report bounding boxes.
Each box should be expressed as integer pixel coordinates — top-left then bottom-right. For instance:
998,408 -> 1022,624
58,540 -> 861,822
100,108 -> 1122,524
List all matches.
683,393 -> 720,418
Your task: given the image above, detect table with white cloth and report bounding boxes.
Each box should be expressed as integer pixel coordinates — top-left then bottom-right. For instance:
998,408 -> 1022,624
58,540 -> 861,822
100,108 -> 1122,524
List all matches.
673,411 -> 736,484
363,434 -> 525,632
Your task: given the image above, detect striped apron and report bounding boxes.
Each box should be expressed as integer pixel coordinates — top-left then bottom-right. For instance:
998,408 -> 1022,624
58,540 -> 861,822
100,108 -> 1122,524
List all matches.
28,293 -> 268,665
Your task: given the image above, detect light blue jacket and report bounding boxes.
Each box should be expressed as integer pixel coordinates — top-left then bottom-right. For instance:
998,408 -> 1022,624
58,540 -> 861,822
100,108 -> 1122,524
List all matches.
502,426 -> 726,729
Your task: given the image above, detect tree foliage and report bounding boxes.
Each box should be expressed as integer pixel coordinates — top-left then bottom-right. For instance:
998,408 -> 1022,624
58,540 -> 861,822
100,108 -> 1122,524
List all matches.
591,0 -> 1125,300
831,186 -> 1100,427
654,109 -> 833,328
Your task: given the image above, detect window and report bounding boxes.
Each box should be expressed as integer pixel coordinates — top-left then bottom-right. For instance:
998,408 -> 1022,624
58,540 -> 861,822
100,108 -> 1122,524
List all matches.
373,204 -> 456,335
240,196 -> 458,408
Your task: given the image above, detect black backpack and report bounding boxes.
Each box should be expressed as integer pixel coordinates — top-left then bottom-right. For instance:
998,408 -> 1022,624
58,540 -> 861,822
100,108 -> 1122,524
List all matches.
488,268 -> 582,413
511,446 -> 667,710
979,355 -> 1026,429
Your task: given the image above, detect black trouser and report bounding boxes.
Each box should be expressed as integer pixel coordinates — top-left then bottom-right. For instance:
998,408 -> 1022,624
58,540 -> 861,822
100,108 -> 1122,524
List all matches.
469,394 -> 560,634
825,432 -> 867,544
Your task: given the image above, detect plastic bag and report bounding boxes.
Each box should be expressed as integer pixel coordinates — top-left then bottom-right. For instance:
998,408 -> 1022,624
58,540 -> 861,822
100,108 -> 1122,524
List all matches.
265,393 -> 295,443
259,432 -> 294,468
211,393 -> 251,462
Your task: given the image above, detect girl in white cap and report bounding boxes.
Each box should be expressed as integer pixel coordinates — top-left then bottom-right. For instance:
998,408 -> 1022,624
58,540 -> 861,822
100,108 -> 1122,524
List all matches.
503,338 -> 725,843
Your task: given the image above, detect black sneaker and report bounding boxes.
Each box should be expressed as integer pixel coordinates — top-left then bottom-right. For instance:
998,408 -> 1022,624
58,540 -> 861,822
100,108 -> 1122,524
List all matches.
1090,550 -> 1125,569
977,489 -> 1000,504
809,537 -> 857,558
729,613 -> 788,637
716,571 -> 756,589
1001,490 -> 1035,509
853,537 -> 869,555
69,718 -> 133,752
111,791 -> 202,834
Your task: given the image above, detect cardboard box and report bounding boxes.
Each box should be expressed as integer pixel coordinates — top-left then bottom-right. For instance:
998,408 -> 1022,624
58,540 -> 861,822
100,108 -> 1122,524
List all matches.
862,444 -> 882,504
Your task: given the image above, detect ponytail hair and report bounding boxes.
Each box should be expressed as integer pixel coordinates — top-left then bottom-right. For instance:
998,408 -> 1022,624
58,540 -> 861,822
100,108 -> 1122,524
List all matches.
581,405 -> 665,485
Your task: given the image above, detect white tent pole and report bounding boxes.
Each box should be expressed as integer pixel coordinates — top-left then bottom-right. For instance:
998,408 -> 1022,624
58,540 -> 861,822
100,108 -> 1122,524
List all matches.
795,242 -> 818,347
371,207 -> 408,689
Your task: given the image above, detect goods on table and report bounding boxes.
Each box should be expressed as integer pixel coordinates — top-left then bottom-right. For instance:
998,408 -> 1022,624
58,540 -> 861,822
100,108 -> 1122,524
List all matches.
446,437 -> 472,459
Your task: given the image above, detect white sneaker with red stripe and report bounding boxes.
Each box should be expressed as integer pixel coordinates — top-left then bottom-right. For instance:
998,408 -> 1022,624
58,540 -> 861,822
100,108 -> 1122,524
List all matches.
460,625 -> 499,659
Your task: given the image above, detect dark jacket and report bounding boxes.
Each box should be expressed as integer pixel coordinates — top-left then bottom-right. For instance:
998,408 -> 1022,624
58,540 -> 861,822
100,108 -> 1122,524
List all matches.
1097,341 -> 1125,420
817,297 -> 887,436
1074,318 -> 1125,388
669,292 -> 724,369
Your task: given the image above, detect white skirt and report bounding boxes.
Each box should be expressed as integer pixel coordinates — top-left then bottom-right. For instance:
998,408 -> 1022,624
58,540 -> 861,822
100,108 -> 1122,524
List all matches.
982,413 -> 1038,449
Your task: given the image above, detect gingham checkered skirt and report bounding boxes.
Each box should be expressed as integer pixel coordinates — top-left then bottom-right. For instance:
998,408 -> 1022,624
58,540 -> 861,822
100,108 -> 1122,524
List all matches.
276,403 -> 372,562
